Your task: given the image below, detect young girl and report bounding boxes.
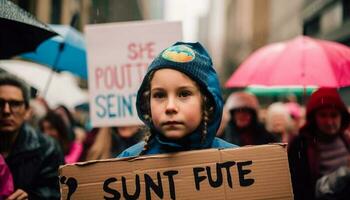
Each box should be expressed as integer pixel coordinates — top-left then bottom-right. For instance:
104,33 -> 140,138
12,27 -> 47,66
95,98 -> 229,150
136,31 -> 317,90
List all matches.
118,42 -> 237,157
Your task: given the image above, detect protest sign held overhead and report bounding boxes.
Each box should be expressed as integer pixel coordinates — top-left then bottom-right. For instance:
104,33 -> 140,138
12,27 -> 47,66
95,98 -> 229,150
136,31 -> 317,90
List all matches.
86,21 -> 182,127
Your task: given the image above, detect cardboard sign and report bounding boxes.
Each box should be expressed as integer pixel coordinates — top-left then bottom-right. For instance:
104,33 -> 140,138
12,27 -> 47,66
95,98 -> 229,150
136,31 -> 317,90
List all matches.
59,144 -> 293,200
85,21 -> 182,127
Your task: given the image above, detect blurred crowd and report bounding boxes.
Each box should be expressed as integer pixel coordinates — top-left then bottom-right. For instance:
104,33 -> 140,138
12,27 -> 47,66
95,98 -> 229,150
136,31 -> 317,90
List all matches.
219,89 -> 350,200
29,88 -> 316,166
29,98 -> 145,163
1,72 -> 349,199
26,86 -> 312,165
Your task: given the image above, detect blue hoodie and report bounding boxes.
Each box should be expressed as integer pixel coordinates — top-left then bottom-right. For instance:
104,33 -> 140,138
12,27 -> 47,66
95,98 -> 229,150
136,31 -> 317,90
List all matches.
118,42 -> 237,157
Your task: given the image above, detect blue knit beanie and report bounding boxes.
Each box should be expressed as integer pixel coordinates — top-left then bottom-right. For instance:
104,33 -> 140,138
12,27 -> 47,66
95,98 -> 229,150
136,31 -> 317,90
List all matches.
136,42 -> 224,146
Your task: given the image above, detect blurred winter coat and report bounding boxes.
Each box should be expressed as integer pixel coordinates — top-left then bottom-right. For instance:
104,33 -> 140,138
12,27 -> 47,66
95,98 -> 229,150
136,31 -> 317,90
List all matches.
315,166 -> 350,200
0,154 -> 13,199
5,124 -> 64,199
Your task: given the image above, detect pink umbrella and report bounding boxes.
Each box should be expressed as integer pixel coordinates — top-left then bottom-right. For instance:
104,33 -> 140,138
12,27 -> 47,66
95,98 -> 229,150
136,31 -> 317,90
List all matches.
225,36 -> 350,88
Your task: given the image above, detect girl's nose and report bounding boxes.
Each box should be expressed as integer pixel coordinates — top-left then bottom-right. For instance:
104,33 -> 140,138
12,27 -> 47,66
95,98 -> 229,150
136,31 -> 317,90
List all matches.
165,97 -> 178,114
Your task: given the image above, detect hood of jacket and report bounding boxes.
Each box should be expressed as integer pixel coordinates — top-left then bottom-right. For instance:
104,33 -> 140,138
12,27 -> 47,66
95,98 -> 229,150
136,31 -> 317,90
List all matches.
136,42 -> 224,152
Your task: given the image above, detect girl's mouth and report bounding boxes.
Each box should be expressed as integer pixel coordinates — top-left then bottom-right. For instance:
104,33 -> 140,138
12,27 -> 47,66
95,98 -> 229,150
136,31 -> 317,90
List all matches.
162,121 -> 183,126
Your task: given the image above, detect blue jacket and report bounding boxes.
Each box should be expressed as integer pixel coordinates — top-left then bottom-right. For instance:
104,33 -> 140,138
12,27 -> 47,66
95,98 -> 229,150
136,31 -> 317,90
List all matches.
118,42 -> 237,158
118,137 -> 235,157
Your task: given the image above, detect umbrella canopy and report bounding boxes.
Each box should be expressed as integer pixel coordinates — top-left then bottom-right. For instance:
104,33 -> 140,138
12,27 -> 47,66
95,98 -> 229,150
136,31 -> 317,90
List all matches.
0,60 -> 88,109
0,0 -> 57,59
225,36 -> 350,88
21,24 -> 87,79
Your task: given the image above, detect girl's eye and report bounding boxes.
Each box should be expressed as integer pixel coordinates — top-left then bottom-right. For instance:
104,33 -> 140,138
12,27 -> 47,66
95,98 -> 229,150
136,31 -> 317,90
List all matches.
179,90 -> 192,98
152,91 -> 166,99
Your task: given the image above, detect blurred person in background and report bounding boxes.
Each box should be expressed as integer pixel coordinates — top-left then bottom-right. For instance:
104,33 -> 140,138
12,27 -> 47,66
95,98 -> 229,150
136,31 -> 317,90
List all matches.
81,127 -> 113,160
39,111 -> 84,164
285,101 -> 304,135
315,163 -> 350,200
26,97 -> 50,130
265,102 -> 294,143
54,105 -> 86,148
288,88 -> 350,200
74,103 -> 91,132
0,154 -> 13,200
81,126 -> 145,160
111,126 -> 145,157
71,103 -> 116,161
216,106 -> 230,137
0,73 -> 63,199
221,91 -> 277,146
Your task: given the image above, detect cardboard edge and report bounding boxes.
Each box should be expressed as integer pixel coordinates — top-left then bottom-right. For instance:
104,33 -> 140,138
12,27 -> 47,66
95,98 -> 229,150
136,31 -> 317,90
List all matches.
59,148 -> 222,170
59,144 -> 286,171
220,143 -> 287,152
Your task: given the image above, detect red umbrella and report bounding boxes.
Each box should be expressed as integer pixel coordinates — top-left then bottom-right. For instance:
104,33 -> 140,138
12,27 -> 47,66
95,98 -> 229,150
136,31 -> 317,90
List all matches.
225,36 -> 350,88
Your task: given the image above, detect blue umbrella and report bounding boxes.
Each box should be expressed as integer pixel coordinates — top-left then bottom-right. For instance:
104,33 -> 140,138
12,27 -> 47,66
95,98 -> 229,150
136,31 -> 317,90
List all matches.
21,24 -> 87,79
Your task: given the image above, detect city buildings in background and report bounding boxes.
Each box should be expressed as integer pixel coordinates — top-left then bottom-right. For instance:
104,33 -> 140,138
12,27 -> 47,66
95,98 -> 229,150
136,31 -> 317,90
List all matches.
9,0 -> 350,101
303,0 -> 350,45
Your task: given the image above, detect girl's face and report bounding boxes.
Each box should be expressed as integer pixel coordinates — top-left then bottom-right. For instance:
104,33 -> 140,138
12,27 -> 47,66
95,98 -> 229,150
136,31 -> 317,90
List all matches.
150,68 -> 203,139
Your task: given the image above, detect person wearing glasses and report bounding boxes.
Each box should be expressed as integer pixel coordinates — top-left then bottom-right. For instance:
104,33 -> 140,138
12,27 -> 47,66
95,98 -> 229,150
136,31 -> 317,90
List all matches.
0,73 -> 64,200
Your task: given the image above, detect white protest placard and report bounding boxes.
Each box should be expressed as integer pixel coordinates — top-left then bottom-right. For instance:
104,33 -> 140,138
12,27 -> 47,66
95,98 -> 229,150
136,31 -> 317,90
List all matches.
86,21 -> 182,127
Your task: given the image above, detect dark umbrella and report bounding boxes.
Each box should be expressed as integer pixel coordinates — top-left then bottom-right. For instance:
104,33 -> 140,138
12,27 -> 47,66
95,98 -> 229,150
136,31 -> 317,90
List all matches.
0,0 -> 57,59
